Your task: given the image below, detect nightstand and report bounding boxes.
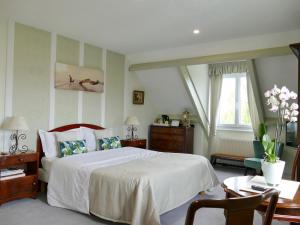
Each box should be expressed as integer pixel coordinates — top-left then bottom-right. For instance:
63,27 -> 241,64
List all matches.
121,139 -> 147,149
0,151 -> 39,205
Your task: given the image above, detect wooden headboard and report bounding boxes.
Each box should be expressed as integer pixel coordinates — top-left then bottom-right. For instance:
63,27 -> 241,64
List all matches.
36,123 -> 104,167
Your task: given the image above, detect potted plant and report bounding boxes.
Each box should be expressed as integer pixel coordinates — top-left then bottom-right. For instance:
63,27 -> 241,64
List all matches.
262,85 -> 299,186
253,123 -> 267,159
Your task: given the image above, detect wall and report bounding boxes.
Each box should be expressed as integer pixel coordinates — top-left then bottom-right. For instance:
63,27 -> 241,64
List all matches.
255,55 -> 298,117
124,69 -> 158,141
0,20 -> 125,151
133,67 -> 209,156
0,18 -> 8,151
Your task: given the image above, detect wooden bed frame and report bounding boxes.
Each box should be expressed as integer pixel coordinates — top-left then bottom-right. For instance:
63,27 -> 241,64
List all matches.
36,123 -> 104,169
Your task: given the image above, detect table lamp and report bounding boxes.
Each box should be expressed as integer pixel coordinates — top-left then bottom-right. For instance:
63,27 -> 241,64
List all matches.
1,116 -> 29,154
125,116 -> 140,140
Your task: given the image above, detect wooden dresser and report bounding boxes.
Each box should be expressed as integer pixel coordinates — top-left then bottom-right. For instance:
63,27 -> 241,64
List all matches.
149,125 -> 194,153
0,152 -> 39,205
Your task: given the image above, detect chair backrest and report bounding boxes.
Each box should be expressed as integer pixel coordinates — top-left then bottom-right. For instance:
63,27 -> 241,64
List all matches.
253,140 -> 265,158
252,141 -> 284,159
291,145 -> 300,181
275,142 -> 284,158
185,189 -> 279,225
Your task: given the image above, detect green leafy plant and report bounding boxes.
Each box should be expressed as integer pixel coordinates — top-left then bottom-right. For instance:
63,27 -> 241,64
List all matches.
262,134 -> 276,163
257,123 -> 267,142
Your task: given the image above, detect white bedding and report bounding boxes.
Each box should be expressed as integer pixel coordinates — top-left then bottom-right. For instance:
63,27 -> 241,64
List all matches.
41,157 -> 57,172
47,147 -> 218,225
39,157 -> 58,183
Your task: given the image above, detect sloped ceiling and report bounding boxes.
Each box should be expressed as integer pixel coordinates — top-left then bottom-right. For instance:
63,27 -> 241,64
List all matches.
135,67 -> 196,115
134,55 -> 298,119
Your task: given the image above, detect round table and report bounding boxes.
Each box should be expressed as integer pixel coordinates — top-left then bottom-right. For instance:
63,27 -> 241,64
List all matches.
222,176 -> 300,223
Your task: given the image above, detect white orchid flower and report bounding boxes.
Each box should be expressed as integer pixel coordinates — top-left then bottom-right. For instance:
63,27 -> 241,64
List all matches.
264,90 -> 271,98
291,117 -> 298,122
284,114 -> 290,120
270,105 -> 279,112
281,86 -> 289,94
291,110 -> 299,116
269,96 -> 279,106
279,93 -> 289,101
290,103 -> 299,110
290,91 -> 297,99
271,85 -> 281,95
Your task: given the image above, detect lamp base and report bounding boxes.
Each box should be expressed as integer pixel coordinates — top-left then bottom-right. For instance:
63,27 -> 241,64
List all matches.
9,131 -> 29,154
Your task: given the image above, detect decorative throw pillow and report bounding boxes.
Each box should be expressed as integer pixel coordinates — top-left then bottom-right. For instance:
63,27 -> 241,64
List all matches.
94,129 -> 114,150
59,140 -> 88,157
98,136 -> 122,150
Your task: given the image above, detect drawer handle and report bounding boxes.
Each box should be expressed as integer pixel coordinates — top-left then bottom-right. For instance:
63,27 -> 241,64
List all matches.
18,158 -> 24,162
33,182 -> 37,186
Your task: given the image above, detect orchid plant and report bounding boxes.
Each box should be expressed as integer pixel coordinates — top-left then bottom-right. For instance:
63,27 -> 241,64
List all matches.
263,85 -> 299,163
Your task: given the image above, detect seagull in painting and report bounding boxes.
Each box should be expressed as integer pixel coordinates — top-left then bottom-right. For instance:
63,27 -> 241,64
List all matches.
69,74 -> 75,83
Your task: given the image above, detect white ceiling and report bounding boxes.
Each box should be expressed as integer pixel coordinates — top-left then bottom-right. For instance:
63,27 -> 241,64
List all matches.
1,0 -> 300,54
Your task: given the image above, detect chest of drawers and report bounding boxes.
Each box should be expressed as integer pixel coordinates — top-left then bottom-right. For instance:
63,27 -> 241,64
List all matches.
149,125 -> 194,153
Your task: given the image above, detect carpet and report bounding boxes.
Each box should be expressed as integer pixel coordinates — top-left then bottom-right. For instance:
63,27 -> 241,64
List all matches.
0,166 -> 288,225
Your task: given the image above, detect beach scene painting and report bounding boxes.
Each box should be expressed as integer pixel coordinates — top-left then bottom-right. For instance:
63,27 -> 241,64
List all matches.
55,63 -> 104,93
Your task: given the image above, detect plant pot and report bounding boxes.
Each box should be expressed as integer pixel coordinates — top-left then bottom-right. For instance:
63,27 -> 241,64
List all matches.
261,160 -> 285,186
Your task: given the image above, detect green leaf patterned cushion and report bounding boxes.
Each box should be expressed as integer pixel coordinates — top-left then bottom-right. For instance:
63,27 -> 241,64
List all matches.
59,140 -> 88,157
98,136 -> 122,150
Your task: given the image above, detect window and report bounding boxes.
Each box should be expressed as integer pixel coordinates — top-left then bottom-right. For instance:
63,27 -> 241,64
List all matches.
217,73 -> 251,130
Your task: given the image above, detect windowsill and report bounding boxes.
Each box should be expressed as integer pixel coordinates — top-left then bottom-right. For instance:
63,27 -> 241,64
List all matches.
216,127 -> 253,133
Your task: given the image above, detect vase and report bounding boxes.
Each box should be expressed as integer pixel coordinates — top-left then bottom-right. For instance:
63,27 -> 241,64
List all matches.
261,160 -> 285,186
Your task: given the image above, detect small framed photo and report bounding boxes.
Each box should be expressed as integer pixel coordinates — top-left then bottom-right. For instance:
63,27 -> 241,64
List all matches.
133,90 -> 144,105
171,120 -> 180,127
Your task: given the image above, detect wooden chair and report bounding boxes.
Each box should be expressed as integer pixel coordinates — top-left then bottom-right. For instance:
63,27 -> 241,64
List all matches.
287,145 -> 300,225
185,189 -> 279,225
291,145 -> 300,181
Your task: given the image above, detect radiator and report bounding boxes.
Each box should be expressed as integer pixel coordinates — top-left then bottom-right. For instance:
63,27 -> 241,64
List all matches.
213,138 -> 253,157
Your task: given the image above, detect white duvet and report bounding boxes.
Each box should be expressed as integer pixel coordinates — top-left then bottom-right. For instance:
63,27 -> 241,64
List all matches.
47,147 -> 218,225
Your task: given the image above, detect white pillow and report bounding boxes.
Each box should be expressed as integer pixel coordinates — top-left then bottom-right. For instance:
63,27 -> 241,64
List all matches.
80,127 -> 97,151
39,130 -> 56,158
94,129 -> 113,139
55,129 -> 83,142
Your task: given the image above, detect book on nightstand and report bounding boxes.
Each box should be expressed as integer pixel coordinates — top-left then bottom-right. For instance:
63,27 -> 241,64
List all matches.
0,169 -> 25,180
0,173 -> 25,181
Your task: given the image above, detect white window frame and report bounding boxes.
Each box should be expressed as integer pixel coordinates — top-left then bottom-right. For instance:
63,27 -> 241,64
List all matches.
217,73 -> 252,131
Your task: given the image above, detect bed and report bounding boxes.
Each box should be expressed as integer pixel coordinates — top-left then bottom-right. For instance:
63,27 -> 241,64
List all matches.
37,123 -> 219,225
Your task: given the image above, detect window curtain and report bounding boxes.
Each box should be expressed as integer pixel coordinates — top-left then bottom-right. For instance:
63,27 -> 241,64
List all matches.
208,60 -> 264,137
208,71 -> 223,136
208,61 -> 249,136
246,60 -> 265,137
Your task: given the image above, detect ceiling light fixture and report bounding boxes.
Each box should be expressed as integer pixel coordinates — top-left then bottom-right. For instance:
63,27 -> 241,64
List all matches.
193,29 -> 200,34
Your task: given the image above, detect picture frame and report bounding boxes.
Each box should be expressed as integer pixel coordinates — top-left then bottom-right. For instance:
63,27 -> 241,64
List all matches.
55,62 -> 104,93
133,90 -> 144,105
171,120 -> 180,127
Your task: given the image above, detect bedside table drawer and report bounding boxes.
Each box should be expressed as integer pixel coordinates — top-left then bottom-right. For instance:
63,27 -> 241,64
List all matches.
0,153 -> 37,167
121,139 -> 147,149
0,175 -> 38,202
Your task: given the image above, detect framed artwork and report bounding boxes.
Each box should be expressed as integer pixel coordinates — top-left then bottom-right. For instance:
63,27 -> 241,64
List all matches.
55,62 -> 104,93
133,90 -> 144,105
